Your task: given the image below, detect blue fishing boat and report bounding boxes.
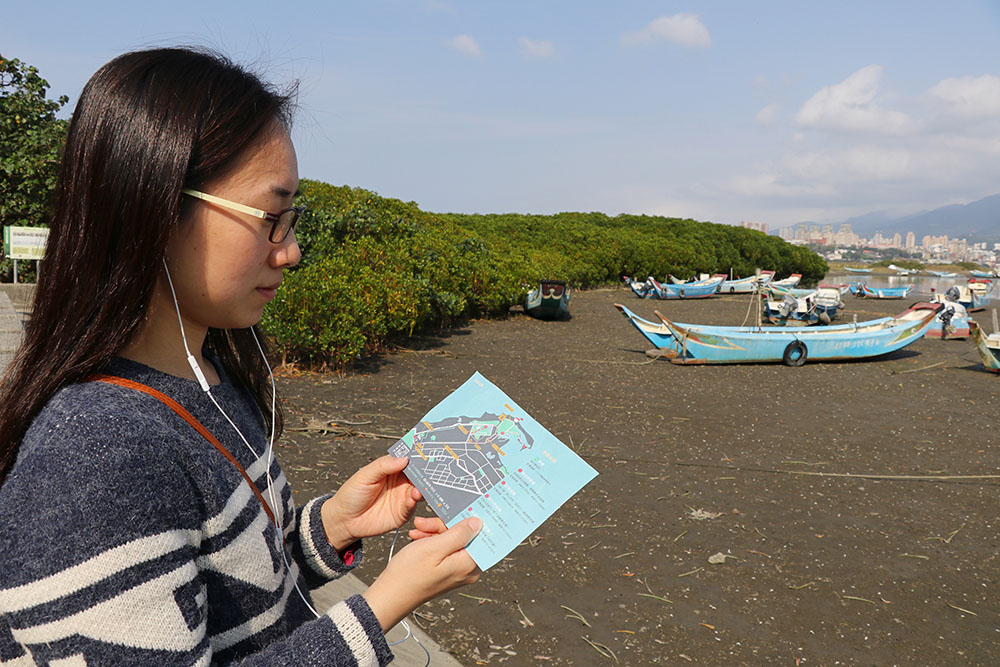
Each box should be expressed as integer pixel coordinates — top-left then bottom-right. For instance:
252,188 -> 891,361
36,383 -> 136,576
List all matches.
969,311 -> 1000,373
844,266 -> 873,274
614,301 -> 941,366
763,292 -> 821,326
648,275 -> 724,299
763,285 -> 843,326
925,294 -> 970,340
624,276 -> 658,298
857,282 -> 912,299
719,270 -> 775,294
966,279 -> 993,311
667,273 -> 717,285
926,270 -> 958,278
888,264 -> 916,276
969,270 -> 993,279
939,280 -> 992,312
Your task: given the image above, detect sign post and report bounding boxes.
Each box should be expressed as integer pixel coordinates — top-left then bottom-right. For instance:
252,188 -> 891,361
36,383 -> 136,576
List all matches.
3,226 -> 49,283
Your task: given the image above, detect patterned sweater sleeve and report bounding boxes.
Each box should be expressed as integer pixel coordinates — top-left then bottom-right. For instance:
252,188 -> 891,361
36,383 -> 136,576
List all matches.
289,494 -> 365,589
0,388 -> 393,666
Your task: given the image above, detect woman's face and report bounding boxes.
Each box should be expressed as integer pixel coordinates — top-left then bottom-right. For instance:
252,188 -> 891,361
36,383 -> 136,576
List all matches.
164,123 -> 301,333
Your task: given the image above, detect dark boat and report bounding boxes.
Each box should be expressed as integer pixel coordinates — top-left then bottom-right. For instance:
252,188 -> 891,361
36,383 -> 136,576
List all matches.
525,280 -> 570,319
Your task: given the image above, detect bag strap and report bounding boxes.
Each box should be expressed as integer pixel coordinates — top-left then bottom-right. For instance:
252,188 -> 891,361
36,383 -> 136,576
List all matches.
86,374 -> 279,530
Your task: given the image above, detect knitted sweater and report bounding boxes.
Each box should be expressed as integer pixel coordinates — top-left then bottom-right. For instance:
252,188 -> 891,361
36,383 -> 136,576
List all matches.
0,358 -> 394,666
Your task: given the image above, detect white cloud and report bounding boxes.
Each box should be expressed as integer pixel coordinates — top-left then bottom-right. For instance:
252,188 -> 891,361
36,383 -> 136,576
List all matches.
928,74 -> 1000,118
518,37 -> 555,60
795,65 -> 915,134
782,146 -> 913,183
621,14 -> 711,49
754,103 -> 781,126
728,172 -> 837,198
449,35 -> 482,57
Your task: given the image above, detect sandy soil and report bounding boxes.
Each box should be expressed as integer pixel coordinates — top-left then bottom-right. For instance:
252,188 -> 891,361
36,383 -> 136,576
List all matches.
277,282 -> 999,666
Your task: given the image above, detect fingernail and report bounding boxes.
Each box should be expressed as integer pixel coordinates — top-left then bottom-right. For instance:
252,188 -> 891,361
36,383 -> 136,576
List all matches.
469,517 -> 483,533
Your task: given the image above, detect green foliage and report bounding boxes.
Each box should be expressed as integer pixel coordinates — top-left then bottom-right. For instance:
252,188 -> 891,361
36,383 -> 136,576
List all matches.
0,55 -> 68,280
954,261 -> 982,271
264,179 -> 828,367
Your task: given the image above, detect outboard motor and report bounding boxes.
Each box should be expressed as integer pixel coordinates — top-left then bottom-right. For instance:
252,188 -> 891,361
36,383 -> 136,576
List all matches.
778,293 -> 798,317
945,286 -> 961,301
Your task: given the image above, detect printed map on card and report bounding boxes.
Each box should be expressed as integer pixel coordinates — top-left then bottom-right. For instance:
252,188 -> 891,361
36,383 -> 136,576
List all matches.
388,372 -> 598,570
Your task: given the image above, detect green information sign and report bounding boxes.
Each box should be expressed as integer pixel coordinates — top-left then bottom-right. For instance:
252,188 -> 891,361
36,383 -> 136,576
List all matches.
3,226 -> 49,260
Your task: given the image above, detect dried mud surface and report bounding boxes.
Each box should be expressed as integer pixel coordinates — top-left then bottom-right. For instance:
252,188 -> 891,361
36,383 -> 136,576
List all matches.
278,284 -> 999,666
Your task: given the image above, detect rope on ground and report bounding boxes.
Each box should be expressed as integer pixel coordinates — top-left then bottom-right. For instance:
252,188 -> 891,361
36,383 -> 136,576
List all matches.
462,354 -> 660,365
890,361 -> 947,375
587,456 -> 1000,484
670,461 -> 1000,482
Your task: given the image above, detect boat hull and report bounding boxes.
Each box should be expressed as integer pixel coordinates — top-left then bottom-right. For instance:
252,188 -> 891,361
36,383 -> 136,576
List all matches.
525,281 -> 570,319
969,322 -> 1000,373
649,276 -> 724,299
614,302 -> 941,365
858,283 -> 912,299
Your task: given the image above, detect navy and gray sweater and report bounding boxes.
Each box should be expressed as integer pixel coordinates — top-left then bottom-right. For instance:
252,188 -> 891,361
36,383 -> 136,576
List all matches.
0,358 -> 394,666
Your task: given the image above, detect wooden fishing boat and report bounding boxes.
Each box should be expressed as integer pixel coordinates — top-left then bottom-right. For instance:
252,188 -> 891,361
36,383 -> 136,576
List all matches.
940,280 -> 992,312
771,273 -> 802,287
857,283 -> 912,299
766,284 -> 812,298
668,273 -> 709,285
969,270 -> 993,279
926,270 -> 958,278
525,280 -> 570,319
763,285 -> 843,326
763,292 -> 820,326
614,301 -> 941,366
888,264 -> 916,276
925,294 -> 970,339
844,266 -> 873,274
647,275 -> 724,299
969,310 -> 1000,373
719,270 -> 775,294
966,279 -> 993,311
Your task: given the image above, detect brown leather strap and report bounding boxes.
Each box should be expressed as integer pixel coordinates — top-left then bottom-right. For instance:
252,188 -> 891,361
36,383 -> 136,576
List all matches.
86,374 -> 279,530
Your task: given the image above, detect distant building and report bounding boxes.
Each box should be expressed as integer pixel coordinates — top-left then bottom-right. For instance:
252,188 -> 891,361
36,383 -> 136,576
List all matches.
905,231 -> 915,249
740,221 -> 768,234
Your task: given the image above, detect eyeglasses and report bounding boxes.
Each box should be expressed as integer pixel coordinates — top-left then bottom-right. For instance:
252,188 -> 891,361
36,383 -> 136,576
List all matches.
182,189 -> 304,243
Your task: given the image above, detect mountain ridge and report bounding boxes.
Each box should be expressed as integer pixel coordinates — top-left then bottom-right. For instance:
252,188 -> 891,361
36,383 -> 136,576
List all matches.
794,193 -> 1000,244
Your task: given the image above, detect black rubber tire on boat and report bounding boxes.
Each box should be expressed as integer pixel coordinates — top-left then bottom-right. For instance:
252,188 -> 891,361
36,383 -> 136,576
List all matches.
679,288 -> 685,298
730,286 -> 736,293
782,340 -> 807,366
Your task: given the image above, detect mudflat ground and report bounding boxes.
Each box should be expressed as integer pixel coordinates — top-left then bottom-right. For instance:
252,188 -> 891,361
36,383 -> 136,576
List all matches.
278,284 -> 999,666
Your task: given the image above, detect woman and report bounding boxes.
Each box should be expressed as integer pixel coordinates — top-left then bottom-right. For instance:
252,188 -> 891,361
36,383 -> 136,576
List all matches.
0,47 -> 481,665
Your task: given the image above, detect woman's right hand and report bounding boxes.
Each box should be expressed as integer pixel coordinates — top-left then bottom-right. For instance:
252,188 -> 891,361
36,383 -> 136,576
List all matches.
362,517 -> 483,631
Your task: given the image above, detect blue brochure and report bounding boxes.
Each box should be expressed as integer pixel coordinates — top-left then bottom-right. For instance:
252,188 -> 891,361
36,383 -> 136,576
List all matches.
388,372 -> 598,570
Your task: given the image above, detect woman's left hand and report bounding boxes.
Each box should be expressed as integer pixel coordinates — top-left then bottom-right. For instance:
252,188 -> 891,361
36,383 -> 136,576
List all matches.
321,455 -> 421,551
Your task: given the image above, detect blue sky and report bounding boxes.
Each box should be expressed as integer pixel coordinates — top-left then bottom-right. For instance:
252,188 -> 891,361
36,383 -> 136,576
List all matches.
6,1 -> 1000,227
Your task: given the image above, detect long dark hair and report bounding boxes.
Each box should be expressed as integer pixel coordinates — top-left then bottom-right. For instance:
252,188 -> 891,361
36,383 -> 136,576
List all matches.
0,47 -> 295,483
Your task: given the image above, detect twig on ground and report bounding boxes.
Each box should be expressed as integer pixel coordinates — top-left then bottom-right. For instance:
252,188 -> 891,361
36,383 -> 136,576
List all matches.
947,603 -> 977,616
517,603 -> 534,628
580,636 -> 618,662
841,595 -> 877,605
891,361 -> 946,375
561,606 -> 591,627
